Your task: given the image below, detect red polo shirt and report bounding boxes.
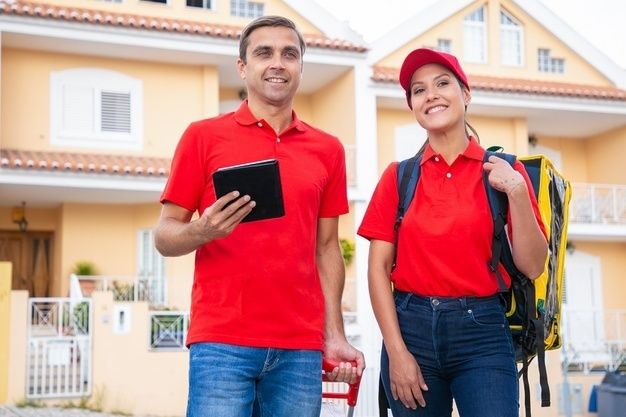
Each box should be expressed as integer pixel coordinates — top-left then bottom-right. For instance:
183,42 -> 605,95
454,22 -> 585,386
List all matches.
358,138 -> 545,297
161,101 -> 348,350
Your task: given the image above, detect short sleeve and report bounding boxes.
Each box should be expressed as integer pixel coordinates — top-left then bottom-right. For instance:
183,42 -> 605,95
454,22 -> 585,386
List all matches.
318,142 -> 349,217
357,162 -> 400,244
160,122 -> 206,212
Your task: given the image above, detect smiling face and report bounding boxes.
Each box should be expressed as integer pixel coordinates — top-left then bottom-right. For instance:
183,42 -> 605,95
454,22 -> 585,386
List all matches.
237,26 -> 303,109
408,63 -> 471,135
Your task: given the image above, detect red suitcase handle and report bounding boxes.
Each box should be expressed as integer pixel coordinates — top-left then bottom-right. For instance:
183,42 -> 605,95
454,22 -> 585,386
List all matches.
322,358 -> 362,407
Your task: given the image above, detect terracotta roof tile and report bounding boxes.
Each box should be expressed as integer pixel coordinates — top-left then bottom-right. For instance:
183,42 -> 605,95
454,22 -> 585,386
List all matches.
0,0 -> 367,52
372,66 -> 626,101
0,148 -> 171,177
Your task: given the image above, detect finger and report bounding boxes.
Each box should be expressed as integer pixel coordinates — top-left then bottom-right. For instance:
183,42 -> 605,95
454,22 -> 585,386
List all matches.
488,155 -> 505,164
356,352 -> 366,375
212,191 -> 242,212
411,384 -> 426,408
391,382 -> 399,401
221,200 -> 255,228
399,385 -> 417,409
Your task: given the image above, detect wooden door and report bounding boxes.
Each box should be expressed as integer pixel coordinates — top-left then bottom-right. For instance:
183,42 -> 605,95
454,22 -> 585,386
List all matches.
0,231 -> 53,297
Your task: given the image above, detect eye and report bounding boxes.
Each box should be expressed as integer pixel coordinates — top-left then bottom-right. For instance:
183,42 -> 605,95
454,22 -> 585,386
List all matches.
283,49 -> 299,60
437,79 -> 450,88
412,87 -> 425,95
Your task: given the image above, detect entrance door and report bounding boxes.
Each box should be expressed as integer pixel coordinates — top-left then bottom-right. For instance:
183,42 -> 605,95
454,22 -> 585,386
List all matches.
562,250 -> 605,364
0,231 -> 53,297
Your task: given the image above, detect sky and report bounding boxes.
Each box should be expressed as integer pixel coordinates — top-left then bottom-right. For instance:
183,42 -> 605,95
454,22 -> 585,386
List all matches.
314,0 -> 626,69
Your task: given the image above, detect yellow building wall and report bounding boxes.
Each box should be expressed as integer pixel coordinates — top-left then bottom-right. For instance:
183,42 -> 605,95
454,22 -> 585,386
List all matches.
585,126 -> 626,184
1,48 -> 208,157
26,0 -> 323,36
376,0 -> 611,86
91,292 -> 187,416
310,70 -> 356,145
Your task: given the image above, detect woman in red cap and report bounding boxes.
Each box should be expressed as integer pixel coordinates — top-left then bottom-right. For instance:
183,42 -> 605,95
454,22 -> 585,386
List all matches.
357,48 -> 547,416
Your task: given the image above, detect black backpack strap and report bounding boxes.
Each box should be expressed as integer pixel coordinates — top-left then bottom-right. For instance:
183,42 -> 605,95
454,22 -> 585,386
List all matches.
378,373 -> 389,417
395,155 -> 421,231
482,150 -> 516,292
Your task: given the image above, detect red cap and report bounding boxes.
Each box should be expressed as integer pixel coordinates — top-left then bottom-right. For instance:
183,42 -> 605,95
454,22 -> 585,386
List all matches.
399,48 -> 469,109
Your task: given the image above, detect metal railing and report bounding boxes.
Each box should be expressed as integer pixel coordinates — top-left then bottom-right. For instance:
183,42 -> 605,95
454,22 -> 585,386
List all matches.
72,274 -> 166,306
561,307 -> 626,372
149,311 -> 190,351
27,298 -> 92,399
569,183 -> 626,225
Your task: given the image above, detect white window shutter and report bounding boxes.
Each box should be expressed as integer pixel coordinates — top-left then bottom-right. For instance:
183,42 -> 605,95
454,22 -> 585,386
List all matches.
62,84 -> 94,133
101,90 -> 131,133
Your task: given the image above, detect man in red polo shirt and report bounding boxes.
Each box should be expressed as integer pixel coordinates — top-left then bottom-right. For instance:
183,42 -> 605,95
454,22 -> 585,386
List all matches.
155,15 -> 364,417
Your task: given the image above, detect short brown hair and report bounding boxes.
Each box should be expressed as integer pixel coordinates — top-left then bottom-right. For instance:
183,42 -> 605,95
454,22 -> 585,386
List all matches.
238,15 -> 306,63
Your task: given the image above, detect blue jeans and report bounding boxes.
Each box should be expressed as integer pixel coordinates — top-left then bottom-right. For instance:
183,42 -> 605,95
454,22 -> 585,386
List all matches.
381,291 -> 518,417
186,342 -> 322,417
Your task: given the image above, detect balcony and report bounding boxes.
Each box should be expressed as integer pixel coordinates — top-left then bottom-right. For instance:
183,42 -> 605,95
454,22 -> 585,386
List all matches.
568,183 -> 626,240
562,307 -> 626,372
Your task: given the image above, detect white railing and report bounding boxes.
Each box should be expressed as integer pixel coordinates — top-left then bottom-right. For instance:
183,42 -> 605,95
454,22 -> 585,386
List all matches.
561,307 -> 626,372
27,298 -> 92,399
569,183 -> 626,225
149,311 -> 190,351
72,274 -> 167,306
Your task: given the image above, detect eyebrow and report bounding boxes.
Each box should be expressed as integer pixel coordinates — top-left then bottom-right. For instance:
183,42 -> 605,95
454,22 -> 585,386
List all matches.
251,45 -> 301,57
411,73 -> 452,86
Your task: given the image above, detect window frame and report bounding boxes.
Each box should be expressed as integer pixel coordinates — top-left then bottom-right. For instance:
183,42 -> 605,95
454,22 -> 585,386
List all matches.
50,68 -> 143,151
186,0 -> 214,11
230,0 -> 264,18
499,9 -> 524,67
463,5 -> 488,64
537,48 -> 566,74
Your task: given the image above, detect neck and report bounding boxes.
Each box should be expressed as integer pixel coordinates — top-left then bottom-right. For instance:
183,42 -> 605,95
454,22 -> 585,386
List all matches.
247,98 -> 294,134
427,126 -> 469,164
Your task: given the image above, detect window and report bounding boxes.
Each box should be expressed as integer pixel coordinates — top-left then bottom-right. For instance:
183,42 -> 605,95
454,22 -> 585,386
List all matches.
231,0 -> 264,18
500,10 -> 523,66
186,0 -> 213,10
50,68 -> 143,150
138,229 -> 166,306
141,0 -> 167,4
463,6 -> 487,63
538,48 -> 565,73
436,39 -> 452,53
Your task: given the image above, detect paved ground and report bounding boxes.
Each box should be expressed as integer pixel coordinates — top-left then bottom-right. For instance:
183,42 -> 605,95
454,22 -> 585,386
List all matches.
0,406 -> 152,417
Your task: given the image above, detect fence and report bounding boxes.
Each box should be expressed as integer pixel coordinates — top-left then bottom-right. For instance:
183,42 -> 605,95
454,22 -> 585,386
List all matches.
26,298 -> 92,399
562,307 -> 626,372
72,274 -> 166,306
569,183 -> 626,224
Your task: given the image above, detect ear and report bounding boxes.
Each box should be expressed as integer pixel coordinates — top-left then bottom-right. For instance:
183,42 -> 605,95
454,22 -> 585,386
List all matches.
236,58 -> 246,80
463,87 -> 471,106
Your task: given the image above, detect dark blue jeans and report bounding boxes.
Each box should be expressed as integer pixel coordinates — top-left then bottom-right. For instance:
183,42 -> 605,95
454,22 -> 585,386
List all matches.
381,291 -> 518,417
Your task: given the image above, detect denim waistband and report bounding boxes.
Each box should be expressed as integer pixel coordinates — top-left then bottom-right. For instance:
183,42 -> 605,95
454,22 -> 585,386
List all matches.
394,289 -> 503,311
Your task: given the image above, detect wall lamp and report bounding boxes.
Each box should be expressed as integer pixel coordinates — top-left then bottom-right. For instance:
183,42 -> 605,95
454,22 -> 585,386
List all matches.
12,201 -> 28,232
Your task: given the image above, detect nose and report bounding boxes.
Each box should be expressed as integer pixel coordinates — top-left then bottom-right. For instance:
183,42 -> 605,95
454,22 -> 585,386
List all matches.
269,53 -> 285,69
425,89 -> 439,101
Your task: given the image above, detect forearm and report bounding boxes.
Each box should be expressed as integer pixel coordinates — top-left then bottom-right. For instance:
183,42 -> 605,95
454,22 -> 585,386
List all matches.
154,216 -> 206,257
508,185 -> 548,279
369,262 -> 406,357
317,240 -> 347,341
367,241 -> 407,357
